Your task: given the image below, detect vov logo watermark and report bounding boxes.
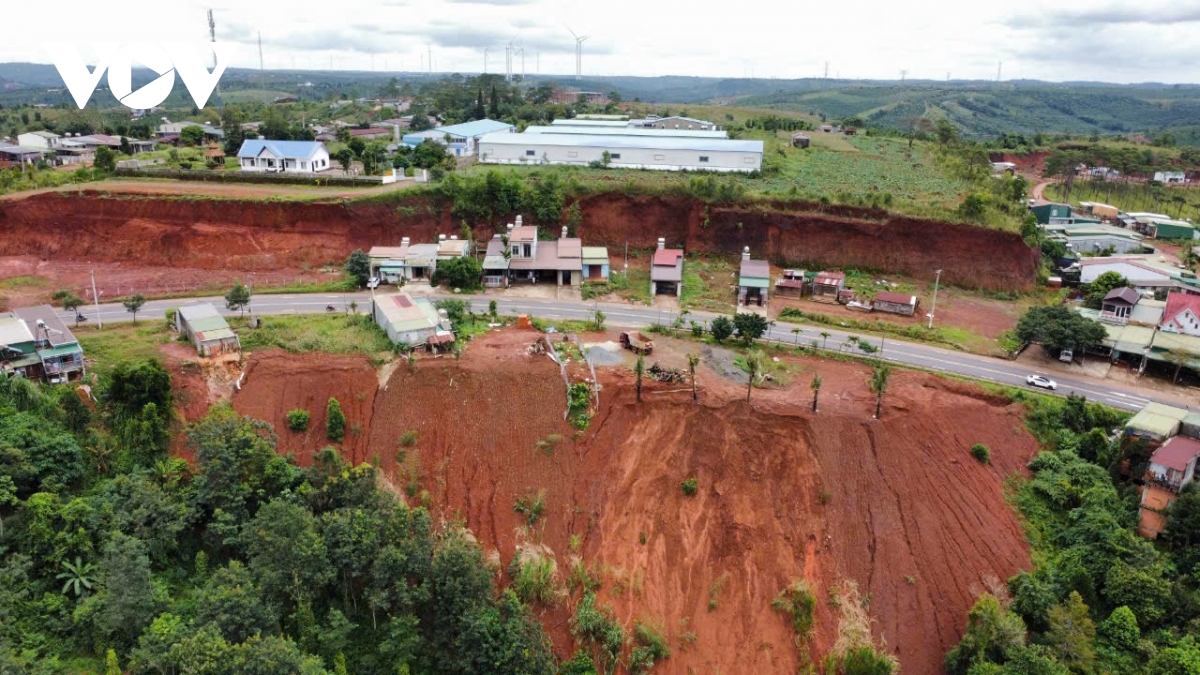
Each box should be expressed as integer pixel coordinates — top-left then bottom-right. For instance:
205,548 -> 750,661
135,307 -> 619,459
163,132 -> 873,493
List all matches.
46,43 -> 238,110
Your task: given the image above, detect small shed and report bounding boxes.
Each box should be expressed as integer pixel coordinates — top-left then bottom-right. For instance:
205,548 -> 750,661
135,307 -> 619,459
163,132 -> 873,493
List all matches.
1151,219 -> 1196,241
582,247 -> 611,282
483,235 -> 510,288
737,248 -> 770,307
872,291 -> 919,316
1030,201 -> 1072,225
775,270 -> 806,297
1125,402 -> 1190,441
791,133 -> 810,149
176,303 -> 240,357
812,271 -> 845,303
371,292 -> 453,349
650,239 -> 684,297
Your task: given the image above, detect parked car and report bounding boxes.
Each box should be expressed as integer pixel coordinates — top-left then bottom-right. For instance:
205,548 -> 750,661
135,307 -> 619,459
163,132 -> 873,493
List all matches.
1059,348 -> 1074,363
1026,375 -> 1057,390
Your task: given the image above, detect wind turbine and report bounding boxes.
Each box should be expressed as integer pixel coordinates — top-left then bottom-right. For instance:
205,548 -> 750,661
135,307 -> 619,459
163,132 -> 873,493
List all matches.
565,24 -> 588,81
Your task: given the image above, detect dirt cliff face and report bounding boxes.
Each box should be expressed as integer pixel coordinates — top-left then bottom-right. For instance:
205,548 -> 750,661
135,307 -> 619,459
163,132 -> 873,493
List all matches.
0,191 -> 1036,290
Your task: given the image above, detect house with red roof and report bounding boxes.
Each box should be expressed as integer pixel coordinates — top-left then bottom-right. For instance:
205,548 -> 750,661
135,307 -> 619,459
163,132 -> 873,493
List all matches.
1139,435 -> 1200,537
650,238 -> 684,297
1160,291 -> 1200,337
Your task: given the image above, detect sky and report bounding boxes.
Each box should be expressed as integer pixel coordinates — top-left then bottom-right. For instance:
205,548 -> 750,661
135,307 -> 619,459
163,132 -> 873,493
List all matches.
4,0 -> 1200,84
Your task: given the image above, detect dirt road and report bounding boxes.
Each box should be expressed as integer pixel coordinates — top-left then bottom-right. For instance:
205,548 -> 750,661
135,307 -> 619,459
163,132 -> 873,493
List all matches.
0,177 -> 418,202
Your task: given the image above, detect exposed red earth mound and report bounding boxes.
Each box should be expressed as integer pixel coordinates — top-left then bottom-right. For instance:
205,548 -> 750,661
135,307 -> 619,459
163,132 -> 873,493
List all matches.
216,330 -> 1038,674
0,191 -> 1036,294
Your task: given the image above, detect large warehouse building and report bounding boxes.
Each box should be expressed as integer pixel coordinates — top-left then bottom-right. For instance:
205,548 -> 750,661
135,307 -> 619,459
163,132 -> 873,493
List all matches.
478,133 -> 763,173
523,125 -> 728,139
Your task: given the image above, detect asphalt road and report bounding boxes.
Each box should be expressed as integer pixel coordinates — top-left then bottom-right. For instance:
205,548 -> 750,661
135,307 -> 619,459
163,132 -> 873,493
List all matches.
58,290 -> 1189,413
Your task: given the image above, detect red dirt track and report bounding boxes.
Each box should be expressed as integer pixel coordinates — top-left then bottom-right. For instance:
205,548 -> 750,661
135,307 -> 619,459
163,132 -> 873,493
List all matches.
223,331 -> 1037,674
0,191 -> 1036,294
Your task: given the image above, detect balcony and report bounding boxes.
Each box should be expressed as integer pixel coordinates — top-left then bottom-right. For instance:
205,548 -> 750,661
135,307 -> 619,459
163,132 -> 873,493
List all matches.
1099,310 -> 1129,326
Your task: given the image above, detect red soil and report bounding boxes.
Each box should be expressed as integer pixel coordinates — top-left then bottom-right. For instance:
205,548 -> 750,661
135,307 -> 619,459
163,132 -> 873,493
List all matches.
0,192 -> 1036,299
231,350 -> 379,467
220,330 -> 1037,674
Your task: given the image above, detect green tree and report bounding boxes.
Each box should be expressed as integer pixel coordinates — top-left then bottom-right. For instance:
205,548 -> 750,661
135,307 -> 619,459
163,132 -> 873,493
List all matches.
745,349 -> 764,404
634,355 -> 644,404
0,475 -> 15,538
592,309 -> 606,332
196,560 -> 279,643
240,500 -> 333,606
123,293 -> 146,324
1083,271 -> 1131,309
869,362 -> 891,419
326,398 -> 346,442
94,145 -> 116,171
105,649 -> 121,675
1145,637 -> 1200,675
225,282 -> 251,316
333,148 -> 354,171
94,533 -> 161,648
1163,484 -> 1200,572
56,555 -> 96,597
944,594 -> 1027,674
345,249 -> 371,287
710,316 -> 734,342
1015,305 -> 1107,357
180,125 -> 205,146
1044,591 -> 1096,674
810,373 -> 822,413
687,352 -> 700,402
59,292 -> 84,325
934,119 -> 959,145
1096,606 -> 1139,654
118,136 -> 132,156
733,312 -> 769,345
432,256 -> 483,291
347,137 -> 366,159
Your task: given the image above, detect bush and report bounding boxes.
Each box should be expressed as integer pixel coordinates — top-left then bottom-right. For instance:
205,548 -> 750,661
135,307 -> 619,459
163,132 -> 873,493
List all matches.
681,477 -> 699,497
970,444 -> 991,464
285,409 -> 310,432
772,580 -> 817,639
398,430 -> 419,447
432,256 -> 483,291
710,316 -> 734,342
326,398 -> 346,441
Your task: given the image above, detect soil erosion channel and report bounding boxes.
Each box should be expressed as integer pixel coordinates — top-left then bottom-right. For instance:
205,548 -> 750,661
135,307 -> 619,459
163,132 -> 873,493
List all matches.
216,329 -> 1039,675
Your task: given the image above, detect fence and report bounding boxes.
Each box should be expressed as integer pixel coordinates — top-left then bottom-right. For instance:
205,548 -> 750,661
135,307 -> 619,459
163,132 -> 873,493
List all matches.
69,273 -> 333,304
111,167 -> 415,187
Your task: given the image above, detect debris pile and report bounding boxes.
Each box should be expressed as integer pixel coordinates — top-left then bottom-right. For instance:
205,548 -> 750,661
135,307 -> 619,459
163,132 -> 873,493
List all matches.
647,362 -> 687,383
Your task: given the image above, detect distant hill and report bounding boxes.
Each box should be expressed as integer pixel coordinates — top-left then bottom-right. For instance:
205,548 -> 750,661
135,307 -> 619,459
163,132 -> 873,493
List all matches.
738,84 -> 1200,141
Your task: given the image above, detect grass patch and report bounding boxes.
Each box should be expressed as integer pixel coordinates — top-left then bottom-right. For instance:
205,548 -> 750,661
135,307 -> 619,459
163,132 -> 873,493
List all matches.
75,322 -> 173,378
707,573 -> 729,611
0,275 -> 50,291
775,307 -> 996,354
234,314 -> 394,363
509,553 -> 562,606
680,256 -> 737,312
514,489 -> 547,526
399,430 -> 419,447
601,266 -> 652,305
535,433 -> 565,455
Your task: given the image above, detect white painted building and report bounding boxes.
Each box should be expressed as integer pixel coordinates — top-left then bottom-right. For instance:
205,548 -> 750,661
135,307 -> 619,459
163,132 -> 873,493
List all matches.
236,140 -> 331,173
523,125 -> 728,139
401,118 -> 514,157
17,131 -> 60,149
478,133 -> 763,173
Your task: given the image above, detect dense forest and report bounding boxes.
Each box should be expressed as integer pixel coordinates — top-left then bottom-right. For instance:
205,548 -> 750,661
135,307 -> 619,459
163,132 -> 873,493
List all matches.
0,363 -> 580,675
944,394 -> 1200,675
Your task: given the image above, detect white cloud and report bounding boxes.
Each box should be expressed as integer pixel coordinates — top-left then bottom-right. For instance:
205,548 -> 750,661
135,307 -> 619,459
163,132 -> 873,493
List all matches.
1,0 -> 1198,83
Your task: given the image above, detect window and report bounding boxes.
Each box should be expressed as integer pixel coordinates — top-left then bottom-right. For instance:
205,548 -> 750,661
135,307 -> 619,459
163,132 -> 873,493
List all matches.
699,156 -> 709,163
610,153 -> 621,159
744,157 -> 755,164
654,154 -> 665,161
526,150 -> 536,157
568,151 -> 578,158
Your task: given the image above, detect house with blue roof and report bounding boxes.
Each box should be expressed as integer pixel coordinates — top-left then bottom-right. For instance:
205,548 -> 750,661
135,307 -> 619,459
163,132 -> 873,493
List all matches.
236,139 -> 331,173
401,118 -> 514,157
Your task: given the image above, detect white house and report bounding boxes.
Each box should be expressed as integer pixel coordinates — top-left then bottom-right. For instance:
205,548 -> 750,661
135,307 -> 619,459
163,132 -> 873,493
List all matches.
401,118 -> 514,157
478,133 -> 763,173
1154,171 -> 1187,184
1161,292 -> 1200,337
236,140 -> 331,173
17,131 -> 60,150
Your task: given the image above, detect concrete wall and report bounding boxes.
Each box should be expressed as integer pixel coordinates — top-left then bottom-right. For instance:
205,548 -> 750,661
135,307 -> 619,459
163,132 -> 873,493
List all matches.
479,140 -> 761,173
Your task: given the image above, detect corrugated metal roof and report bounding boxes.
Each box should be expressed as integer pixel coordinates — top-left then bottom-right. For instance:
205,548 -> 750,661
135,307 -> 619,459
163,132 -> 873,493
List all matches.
178,303 -> 221,321
12,305 -> 76,347
814,271 -> 845,285
1150,436 -> 1200,472
874,291 -> 917,306
1126,408 -> 1184,438
483,255 -> 509,270
524,125 -> 728,139
510,226 -> 538,242
405,244 -> 439,265
479,132 -> 763,154
369,246 -> 408,259
0,316 -> 34,346
375,293 -> 441,334
195,327 -> 236,343
435,119 -> 514,138
740,278 -> 770,289
37,344 -> 82,359
582,246 -> 609,265
550,119 -> 630,127
653,249 -> 683,266
557,238 -> 582,258
237,139 -> 326,159
739,259 -> 769,279
437,239 -> 469,257
186,315 -> 232,333
1103,287 -> 1141,305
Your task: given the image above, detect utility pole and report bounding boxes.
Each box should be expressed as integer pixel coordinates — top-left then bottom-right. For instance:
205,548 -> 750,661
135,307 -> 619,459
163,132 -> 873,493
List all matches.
90,270 -> 102,330
900,69 -> 907,84
824,61 -> 829,79
927,269 -> 943,329
997,61 -> 1002,82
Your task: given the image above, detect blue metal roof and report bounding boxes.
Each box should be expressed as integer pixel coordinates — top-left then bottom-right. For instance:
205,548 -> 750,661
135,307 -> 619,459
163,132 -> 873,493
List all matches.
431,119 -> 513,138
237,139 -> 326,159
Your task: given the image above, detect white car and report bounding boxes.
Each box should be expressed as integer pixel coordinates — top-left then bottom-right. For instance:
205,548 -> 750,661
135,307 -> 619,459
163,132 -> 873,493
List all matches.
1026,375 -> 1057,390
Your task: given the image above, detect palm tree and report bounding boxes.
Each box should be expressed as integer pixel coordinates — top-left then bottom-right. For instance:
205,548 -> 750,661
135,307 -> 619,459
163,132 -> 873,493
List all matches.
634,355 -> 645,403
820,331 -> 831,350
745,349 -> 764,404
687,352 -> 700,402
57,557 -> 96,598
810,374 -> 822,413
791,327 -> 801,345
869,362 -> 892,419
